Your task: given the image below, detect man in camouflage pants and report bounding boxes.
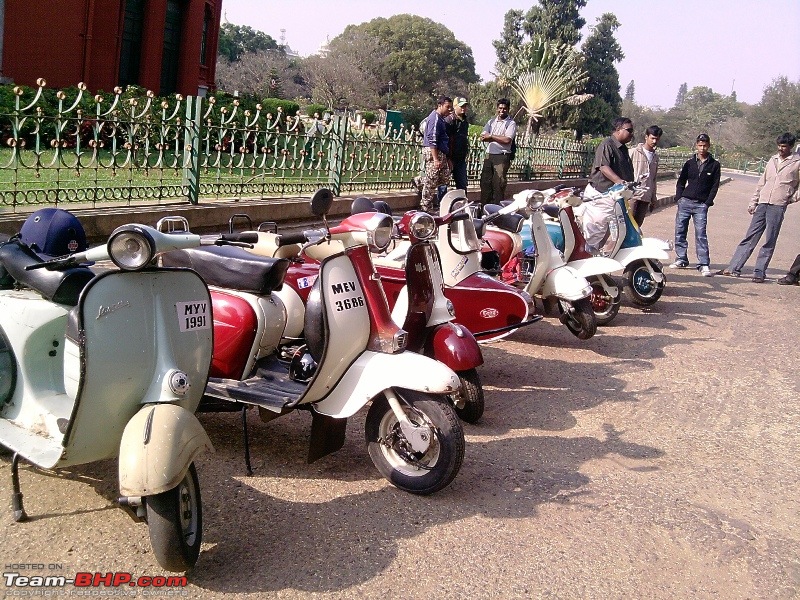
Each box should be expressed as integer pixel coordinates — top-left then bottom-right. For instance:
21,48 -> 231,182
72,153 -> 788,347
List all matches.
420,96 -> 453,213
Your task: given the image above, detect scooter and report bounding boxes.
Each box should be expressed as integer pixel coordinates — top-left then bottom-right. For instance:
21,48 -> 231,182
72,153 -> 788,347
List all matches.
0,214 -> 216,572
584,182 -> 670,306
160,189 -> 466,496
484,189 -> 597,340
535,188 -> 624,325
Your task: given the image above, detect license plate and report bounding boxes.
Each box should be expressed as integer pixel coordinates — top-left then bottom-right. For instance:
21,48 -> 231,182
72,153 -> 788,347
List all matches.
176,301 -> 211,332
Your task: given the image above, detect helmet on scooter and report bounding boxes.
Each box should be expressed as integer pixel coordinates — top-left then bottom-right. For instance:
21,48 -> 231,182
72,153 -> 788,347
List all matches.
19,208 -> 87,258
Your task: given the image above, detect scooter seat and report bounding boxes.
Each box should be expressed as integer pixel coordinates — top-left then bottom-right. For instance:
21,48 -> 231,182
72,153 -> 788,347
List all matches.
160,245 -> 289,295
0,241 -> 94,306
483,204 -> 525,233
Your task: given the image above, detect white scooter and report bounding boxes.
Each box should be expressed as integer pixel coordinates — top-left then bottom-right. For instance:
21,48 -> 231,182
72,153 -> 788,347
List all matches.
160,189 -> 466,496
0,216 -> 216,572
485,190 -> 598,340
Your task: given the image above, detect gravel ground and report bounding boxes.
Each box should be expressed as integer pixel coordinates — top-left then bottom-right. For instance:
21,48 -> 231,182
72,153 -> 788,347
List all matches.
1,174 -> 799,599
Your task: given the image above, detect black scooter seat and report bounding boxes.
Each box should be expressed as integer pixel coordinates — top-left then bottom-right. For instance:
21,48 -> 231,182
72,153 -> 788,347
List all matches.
161,245 -> 289,295
0,241 -> 94,305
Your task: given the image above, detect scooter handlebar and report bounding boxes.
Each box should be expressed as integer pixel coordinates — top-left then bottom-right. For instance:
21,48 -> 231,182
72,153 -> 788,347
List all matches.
216,232 -> 260,245
276,231 -> 311,246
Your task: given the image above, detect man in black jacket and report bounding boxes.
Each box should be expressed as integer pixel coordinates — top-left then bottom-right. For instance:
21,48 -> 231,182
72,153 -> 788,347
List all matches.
446,97 -> 471,191
669,133 -> 721,276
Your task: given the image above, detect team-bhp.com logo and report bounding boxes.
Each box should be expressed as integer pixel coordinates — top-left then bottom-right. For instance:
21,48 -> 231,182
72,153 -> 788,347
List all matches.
3,568 -> 188,595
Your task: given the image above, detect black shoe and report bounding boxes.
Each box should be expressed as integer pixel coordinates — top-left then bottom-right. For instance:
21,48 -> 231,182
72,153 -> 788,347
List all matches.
777,276 -> 798,286
752,275 -> 765,283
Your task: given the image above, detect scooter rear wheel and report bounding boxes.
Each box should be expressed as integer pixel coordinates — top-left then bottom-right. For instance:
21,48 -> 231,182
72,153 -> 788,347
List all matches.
145,462 -> 202,572
590,275 -> 621,326
365,389 -> 465,495
559,297 -> 597,340
453,368 -> 484,424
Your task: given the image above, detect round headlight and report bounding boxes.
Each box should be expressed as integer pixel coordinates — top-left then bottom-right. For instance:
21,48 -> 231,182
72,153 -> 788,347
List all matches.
527,191 -> 545,210
368,214 -> 394,251
107,227 -> 156,270
409,212 -> 436,241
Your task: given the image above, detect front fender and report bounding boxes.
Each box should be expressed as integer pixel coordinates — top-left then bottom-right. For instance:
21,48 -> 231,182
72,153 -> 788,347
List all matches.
568,256 -> 624,277
616,245 -> 670,267
313,351 -> 460,419
541,265 -> 592,302
425,322 -> 483,371
118,404 -> 213,497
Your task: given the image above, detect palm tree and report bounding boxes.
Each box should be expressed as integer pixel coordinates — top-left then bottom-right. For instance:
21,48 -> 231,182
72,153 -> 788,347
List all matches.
497,37 -> 591,139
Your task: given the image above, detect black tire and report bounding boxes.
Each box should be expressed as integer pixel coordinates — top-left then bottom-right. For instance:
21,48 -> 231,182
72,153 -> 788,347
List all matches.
146,463 -> 202,572
452,368 -> 484,424
589,275 -> 621,326
624,260 -> 665,306
559,297 -> 597,340
365,389 -> 465,495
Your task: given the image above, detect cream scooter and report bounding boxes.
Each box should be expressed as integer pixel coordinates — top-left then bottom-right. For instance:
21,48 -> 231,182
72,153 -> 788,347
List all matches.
0,219 -> 215,571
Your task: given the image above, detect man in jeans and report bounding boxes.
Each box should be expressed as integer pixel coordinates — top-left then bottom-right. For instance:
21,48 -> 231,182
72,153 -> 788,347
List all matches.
718,133 -> 800,283
670,133 -> 721,276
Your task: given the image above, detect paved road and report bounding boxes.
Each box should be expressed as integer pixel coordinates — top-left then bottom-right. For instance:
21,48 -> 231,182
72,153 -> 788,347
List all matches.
1,176 -> 799,599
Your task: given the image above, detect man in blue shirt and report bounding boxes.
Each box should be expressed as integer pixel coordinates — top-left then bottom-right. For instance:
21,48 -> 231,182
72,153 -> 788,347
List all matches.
420,96 -> 453,213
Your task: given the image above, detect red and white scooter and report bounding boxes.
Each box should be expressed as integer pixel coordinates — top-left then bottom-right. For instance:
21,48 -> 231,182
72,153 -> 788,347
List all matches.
160,189 -> 466,495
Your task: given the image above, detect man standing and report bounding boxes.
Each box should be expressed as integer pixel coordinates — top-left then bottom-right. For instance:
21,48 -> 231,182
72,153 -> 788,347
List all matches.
420,96 -> 453,213
446,97 -> 470,191
719,133 -> 800,283
479,98 -> 516,204
630,125 -> 663,227
577,117 -> 635,251
670,133 -> 720,276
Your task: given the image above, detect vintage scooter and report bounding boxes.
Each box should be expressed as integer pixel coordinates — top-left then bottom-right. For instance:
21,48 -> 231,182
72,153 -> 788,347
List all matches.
0,214 -> 216,572
160,189 -> 466,496
484,190 -> 598,340
583,182 -> 670,306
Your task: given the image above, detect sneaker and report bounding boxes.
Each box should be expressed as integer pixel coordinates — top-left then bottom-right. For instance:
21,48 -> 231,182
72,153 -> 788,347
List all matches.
777,276 -> 799,286
699,265 -> 713,277
668,260 -> 689,269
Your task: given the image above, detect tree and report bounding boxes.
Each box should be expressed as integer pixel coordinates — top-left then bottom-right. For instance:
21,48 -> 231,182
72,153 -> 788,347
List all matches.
218,23 -> 280,62
494,1 -> 587,69
334,15 -> 479,109
575,13 -> 625,137
664,85 -> 743,147
746,77 -> 800,156
675,83 -> 688,107
216,50 -> 306,100
625,80 -> 635,103
497,37 -> 590,138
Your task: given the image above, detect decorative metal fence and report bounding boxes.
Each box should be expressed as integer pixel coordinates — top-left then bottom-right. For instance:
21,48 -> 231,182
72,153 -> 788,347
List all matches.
0,81 -> 608,213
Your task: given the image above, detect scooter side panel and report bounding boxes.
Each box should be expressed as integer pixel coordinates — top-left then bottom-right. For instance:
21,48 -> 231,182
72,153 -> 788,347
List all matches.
209,290 -> 258,379
569,256 -> 624,277
312,350 -> 460,418
119,403 -> 213,497
615,246 -> 670,267
540,265 -> 593,302
60,270 -> 212,467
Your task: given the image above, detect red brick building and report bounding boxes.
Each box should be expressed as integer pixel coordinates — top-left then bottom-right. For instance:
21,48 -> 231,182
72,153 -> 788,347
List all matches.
0,0 -> 223,96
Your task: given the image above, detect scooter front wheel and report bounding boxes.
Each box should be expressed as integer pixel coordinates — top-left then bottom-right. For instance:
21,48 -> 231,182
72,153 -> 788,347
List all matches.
590,275 -> 621,326
453,368 -> 484,424
145,463 -> 202,572
624,260 -> 665,306
365,389 -> 465,495
559,297 -> 597,340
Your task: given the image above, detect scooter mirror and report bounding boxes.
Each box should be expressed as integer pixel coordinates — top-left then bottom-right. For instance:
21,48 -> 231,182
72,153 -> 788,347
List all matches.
310,188 -> 334,217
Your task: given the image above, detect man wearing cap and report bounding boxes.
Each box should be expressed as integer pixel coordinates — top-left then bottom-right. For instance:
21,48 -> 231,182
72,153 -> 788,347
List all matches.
446,97 -> 471,191
669,133 -> 720,277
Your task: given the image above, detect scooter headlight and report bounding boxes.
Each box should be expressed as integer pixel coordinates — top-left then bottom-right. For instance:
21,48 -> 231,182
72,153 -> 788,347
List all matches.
107,226 -> 156,270
527,191 -> 545,210
409,212 -> 437,241
367,213 -> 394,252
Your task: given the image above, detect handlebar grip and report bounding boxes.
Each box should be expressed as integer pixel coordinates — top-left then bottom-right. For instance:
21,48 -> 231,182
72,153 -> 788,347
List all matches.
219,232 -> 259,244
276,231 -> 308,246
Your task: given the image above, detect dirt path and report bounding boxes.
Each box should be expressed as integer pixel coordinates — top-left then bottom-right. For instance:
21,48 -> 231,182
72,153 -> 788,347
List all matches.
2,175 -> 799,599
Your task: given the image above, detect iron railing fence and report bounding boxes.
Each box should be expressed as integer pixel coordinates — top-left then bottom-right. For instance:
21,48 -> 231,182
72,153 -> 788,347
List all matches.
1,82 -> 698,212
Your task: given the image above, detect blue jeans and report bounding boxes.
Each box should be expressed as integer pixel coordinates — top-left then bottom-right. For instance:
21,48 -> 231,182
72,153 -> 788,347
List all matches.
727,204 -> 787,277
674,197 -> 710,266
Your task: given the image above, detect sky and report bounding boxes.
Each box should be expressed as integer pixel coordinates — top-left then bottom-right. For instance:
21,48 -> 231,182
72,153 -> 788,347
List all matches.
220,0 -> 800,109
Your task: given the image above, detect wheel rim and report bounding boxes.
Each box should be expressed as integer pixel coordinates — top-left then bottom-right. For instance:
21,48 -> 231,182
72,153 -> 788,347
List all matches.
590,282 -> 614,315
632,266 -> 658,298
378,406 -> 441,477
177,471 -> 200,547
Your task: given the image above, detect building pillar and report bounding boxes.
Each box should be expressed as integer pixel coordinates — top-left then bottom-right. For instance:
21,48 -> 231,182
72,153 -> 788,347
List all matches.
138,0 -> 168,93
